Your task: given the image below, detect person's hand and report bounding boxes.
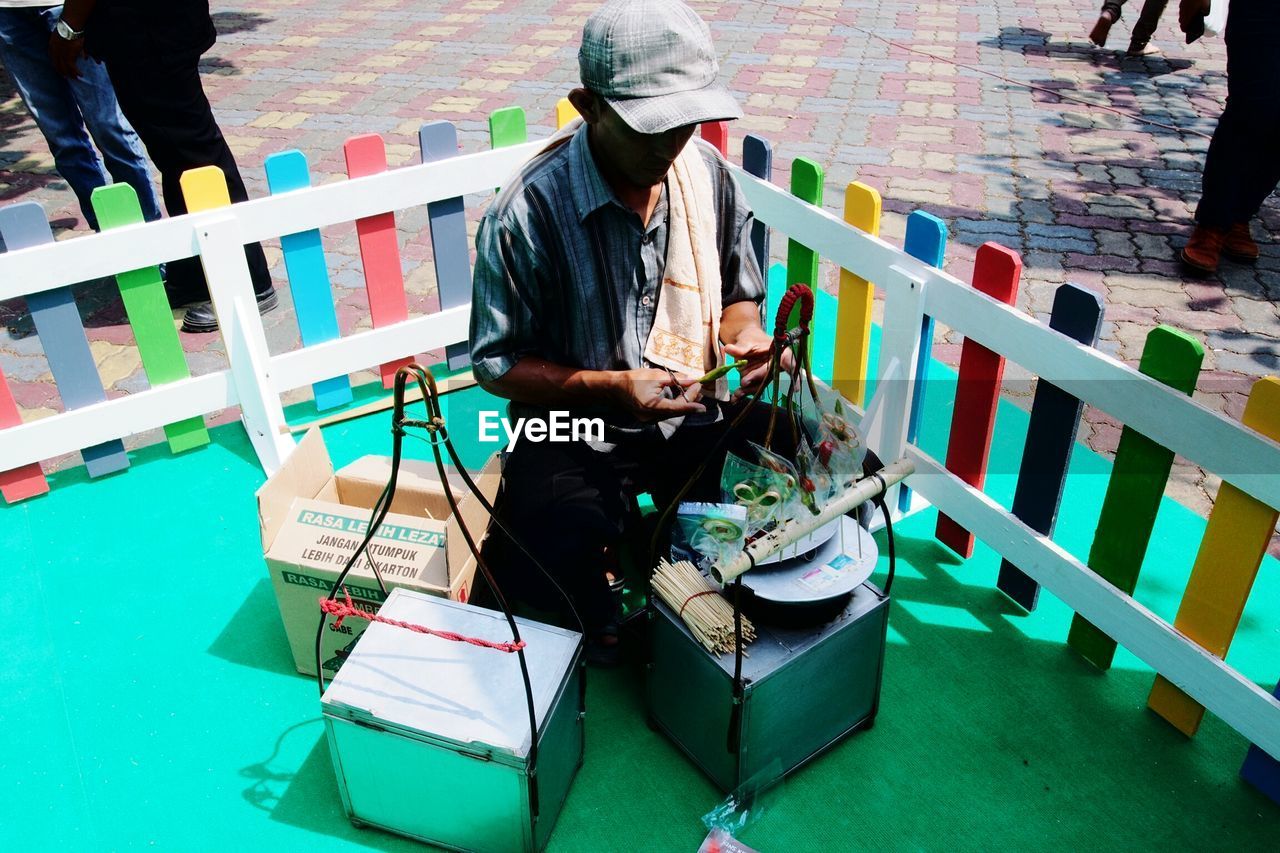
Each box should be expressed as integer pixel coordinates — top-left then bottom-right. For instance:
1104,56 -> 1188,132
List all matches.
610,368 -> 704,422
1179,0 -> 1211,33
48,31 -> 86,79
722,327 -> 793,401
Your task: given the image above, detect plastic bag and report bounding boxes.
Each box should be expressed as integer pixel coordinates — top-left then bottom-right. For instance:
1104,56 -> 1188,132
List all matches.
1205,0 -> 1227,37
809,380 -> 867,479
671,502 -> 747,571
749,441 -> 813,518
721,452 -> 790,535
794,439 -> 836,510
770,372 -> 867,483
701,759 -> 784,840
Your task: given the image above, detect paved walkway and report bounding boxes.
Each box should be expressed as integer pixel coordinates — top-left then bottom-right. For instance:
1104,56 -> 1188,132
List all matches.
1,0 -> 1276,521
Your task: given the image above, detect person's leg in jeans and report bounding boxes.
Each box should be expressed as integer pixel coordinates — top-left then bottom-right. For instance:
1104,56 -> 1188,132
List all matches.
103,53 -> 273,302
1195,103 -> 1247,230
0,7 -> 110,229
28,6 -> 164,224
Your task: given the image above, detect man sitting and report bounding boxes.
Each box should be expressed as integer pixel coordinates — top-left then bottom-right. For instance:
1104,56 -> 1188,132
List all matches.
470,0 -> 791,661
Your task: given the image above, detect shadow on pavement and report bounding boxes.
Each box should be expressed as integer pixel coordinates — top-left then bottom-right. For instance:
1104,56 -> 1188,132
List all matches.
212,10 -> 274,35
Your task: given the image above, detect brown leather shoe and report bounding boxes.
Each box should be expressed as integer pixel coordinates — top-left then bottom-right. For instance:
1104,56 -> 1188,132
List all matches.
1222,222 -> 1259,262
1181,225 -> 1225,275
1090,11 -> 1116,46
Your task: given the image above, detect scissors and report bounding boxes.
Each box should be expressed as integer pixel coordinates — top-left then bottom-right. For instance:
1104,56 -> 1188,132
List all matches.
733,481 -> 783,520
661,366 -> 692,402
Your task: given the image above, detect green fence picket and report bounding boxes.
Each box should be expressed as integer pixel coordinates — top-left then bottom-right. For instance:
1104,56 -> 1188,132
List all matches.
489,106 -> 527,193
1067,326 -> 1203,669
91,183 -> 209,453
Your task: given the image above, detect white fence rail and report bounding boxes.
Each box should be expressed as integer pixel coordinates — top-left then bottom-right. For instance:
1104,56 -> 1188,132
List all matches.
0,138 -> 1276,760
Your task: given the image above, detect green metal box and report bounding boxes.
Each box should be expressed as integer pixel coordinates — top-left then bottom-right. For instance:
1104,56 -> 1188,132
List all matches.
647,583 -> 888,793
321,589 -> 583,852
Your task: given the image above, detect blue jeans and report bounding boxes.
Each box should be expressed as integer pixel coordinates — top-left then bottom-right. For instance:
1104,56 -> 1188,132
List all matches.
0,5 -> 161,230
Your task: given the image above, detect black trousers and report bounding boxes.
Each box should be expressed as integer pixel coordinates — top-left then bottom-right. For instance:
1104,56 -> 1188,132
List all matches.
479,402 -> 797,634
1195,0 -> 1280,228
1101,0 -> 1169,46
103,54 -> 272,298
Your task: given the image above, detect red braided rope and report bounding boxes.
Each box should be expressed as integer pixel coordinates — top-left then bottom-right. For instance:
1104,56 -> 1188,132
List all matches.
679,589 -> 721,619
319,590 -> 527,653
774,283 -> 814,341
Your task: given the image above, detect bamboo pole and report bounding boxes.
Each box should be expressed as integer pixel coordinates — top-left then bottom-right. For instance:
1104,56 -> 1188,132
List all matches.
711,458 -> 915,584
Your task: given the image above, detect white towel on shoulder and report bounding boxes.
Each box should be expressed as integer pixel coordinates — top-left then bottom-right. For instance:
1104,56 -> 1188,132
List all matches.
643,137 -> 726,403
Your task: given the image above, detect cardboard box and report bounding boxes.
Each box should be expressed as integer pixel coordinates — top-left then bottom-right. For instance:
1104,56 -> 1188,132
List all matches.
256,428 -> 501,677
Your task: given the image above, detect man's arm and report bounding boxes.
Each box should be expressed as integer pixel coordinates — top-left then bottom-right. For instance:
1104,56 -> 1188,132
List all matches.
49,0 -> 97,78
708,155 -> 795,397
719,300 -> 788,399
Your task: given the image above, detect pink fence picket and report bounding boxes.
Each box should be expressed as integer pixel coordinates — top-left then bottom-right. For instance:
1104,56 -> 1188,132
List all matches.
344,134 -> 414,388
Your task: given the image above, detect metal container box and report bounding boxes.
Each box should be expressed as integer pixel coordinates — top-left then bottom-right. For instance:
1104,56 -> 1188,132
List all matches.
647,582 -> 888,793
321,589 -> 583,852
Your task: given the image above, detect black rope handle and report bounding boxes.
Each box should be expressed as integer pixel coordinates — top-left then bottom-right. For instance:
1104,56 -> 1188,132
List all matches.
314,363 -> 584,821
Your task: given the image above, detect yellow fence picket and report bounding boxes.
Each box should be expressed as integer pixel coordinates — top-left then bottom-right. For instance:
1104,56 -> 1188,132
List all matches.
556,97 -> 579,129
832,182 -> 880,407
1147,376 -> 1280,736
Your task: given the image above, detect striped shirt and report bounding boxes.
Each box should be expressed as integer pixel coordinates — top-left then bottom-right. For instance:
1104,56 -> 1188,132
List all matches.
470,124 -> 765,430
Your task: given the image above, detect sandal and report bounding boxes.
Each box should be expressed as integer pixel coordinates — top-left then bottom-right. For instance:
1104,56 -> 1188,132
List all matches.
1125,41 -> 1161,57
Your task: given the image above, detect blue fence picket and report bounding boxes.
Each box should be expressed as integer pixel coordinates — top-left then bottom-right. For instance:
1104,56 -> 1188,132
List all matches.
264,150 -> 353,411
1240,681 -> 1280,804
899,210 -> 947,511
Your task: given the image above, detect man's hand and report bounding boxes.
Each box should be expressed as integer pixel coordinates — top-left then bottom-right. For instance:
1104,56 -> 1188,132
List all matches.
609,368 -> 705,422
1179,0 -> 1211,33
722,325 -> 794,401
48,30 -> 86,79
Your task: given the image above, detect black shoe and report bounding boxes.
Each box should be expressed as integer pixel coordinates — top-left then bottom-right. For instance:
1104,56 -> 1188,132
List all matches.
181,287 -> 279,333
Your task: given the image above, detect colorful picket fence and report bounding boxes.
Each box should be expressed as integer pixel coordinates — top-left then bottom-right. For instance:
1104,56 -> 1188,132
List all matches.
0,104 -> 1277,804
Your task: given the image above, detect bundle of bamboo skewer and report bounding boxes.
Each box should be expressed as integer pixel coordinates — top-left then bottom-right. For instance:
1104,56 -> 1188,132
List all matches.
652,559 -> 755,656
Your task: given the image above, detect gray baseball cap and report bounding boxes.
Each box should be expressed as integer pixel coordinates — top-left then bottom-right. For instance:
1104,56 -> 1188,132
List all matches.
578,0 -> 743,135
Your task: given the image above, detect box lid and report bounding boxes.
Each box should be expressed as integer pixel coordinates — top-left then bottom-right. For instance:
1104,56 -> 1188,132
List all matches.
335,454 -> 466,519
255,428 -> 334,550
321,589 -> 581,763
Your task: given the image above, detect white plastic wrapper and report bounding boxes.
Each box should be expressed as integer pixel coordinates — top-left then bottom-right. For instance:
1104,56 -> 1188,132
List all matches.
671,502 -> 747,571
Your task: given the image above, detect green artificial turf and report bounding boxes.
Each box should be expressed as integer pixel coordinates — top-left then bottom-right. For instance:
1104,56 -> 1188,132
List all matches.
3,280 -> 1277,850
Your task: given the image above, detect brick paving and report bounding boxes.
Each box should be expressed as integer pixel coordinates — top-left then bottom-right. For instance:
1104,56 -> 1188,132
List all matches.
1,0 -> 1277,522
